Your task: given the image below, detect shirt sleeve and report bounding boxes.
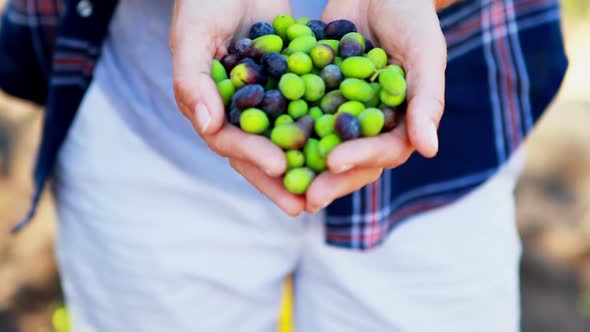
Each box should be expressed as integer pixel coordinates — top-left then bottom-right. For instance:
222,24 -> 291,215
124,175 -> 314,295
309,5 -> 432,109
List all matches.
0,1 -> 49,105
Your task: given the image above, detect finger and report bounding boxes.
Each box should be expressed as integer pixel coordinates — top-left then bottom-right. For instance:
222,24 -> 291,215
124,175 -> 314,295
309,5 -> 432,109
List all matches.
401,13 -> 446,158
204,125 -> 287,177
247,1 -> 294,27
305,167 -> 383,213
170,16 -> 226,136
327,120 -> 413,173
230,159 -> 305,217
319,0 -> 349,22
373,2 -> 447,158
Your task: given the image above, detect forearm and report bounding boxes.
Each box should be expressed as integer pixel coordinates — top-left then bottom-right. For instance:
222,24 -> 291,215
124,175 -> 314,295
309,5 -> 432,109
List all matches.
326,0 -> 460,12
435,0 -> 459,11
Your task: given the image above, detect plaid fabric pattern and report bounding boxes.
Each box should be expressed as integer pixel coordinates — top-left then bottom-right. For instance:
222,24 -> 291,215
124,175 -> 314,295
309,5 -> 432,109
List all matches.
0,0 -> 567,250
4,0 -> 63,51
1,0 -> 118,232
0,0 -> 64,103
324,0 -> 567,249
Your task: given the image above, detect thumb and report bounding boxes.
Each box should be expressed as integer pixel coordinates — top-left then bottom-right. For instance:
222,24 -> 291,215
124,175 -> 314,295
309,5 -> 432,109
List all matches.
171,26 -> 226,136
403,15 -> 447,158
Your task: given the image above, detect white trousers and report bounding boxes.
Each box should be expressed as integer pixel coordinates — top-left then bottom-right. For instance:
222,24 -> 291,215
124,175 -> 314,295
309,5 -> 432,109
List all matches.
54,82 -> 524,332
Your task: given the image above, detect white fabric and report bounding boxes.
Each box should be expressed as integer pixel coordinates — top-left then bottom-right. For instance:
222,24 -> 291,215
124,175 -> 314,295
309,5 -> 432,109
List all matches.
54,75 -> 523,332
53,0 -> 523,331
83,0 -> 327,182
294,160 -> 523,332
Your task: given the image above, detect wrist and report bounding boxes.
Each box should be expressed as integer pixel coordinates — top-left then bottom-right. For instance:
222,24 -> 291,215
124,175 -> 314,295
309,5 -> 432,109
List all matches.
434,0 -> 458,10
331,0 -> 457,11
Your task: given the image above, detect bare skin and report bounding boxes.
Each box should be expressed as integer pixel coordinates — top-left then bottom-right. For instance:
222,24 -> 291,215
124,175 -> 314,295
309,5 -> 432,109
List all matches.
171,0 -> 453,216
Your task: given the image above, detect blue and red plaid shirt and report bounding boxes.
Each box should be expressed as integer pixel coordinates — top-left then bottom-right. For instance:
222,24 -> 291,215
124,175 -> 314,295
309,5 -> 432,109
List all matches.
0,0 -> 567,250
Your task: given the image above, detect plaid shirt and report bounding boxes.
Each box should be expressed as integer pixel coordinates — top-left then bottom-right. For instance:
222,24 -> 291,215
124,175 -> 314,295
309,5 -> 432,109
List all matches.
0,0 -> 567,250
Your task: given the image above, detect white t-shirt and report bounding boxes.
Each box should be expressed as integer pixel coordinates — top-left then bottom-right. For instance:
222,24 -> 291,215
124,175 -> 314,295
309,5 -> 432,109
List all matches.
63,0 -> 327,191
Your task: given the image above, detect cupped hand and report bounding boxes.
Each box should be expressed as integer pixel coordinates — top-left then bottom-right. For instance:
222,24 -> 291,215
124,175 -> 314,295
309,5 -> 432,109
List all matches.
170,0 -> 308,216
303,0 -> 449,212
171,0 -> 450,216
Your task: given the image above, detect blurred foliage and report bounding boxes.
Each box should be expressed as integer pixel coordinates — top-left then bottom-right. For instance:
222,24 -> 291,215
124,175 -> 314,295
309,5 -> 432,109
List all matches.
581,293 -> 590,319
563,0 -> 590,19
51,304 -> 70,332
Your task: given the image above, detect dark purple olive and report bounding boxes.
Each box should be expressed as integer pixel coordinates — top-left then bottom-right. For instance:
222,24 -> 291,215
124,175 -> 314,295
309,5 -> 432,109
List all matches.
228,102 -> 242,126
239,57 -> 257,65
334,112 -> 361,140
381,106 -> 399,133
260,89 -> 287,119
232,84 -> 265,110
324,19 -> 357,40
320,90 -> 347,114
221,54 -> 241,72
338,32 -> 365,59
249,22 -> 276,39
296,115 -> 314,138
365,38 -> 375,52
339,38 -> 364,58
320,65 -> 344,91
228,38 -> 252,57
306,20 -> 327,40
260,52 -> 288,78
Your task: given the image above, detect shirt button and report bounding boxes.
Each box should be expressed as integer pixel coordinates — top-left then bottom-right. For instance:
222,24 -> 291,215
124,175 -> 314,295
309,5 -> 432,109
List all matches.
77,0 -> 93,18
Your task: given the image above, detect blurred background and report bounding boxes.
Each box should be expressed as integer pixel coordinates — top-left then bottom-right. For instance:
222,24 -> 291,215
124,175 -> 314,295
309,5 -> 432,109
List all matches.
0,1 -> 589,331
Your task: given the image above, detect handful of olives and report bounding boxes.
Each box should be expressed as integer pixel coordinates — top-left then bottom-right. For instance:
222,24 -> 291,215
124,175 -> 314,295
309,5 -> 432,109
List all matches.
212,15 -> 406,195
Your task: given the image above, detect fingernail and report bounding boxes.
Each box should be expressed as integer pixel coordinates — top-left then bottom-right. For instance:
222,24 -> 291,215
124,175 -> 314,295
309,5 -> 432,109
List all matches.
195,103 -> 211,133
335,164 -> 352,174
427,122 -> 439,155
312,200 -> 331,214
265,168 -> 274,177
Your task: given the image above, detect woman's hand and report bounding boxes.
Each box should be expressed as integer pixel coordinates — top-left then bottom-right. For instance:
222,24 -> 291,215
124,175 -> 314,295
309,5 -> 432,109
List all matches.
303,0 -> 449,212
170,0 -> 308,216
